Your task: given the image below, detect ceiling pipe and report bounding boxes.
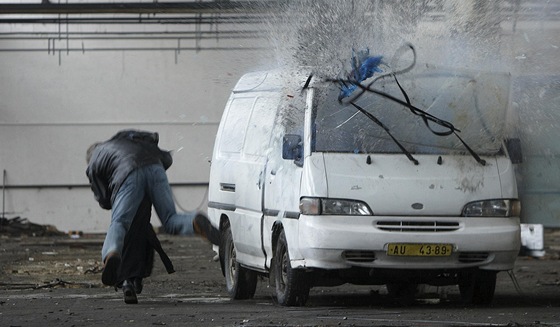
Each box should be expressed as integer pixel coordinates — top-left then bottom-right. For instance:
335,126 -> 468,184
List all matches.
0,1 -> 284,15
0,16 -> 268,24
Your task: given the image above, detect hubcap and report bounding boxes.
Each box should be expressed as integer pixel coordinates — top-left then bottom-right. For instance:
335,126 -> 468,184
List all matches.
228,240 -> 237,285
280,248 -> 288,290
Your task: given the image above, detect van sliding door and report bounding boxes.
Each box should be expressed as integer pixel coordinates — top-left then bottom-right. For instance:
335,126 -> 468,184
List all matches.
233,94 -> 280,270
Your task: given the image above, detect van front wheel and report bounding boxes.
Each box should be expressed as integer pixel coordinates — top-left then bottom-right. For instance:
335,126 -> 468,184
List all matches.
274,230 -> 310,306
386,283 -> 418,305
459,269 -> 497,306
221,225 -> 257,299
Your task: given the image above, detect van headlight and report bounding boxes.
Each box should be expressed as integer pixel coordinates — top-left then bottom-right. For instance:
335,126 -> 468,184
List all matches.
299,197 -> 373,216
462,199 -> 521,217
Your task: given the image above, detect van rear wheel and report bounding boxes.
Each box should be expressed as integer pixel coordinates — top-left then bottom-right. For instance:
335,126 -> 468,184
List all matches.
221,225 -> 257,299
274,230 -> 310,306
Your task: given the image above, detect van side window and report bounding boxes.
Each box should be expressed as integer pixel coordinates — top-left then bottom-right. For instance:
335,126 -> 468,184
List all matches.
244,96 -> 279,156
219,97 -> 254,154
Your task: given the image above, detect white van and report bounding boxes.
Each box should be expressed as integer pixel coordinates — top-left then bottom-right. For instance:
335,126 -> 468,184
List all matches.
207,65 -> 521,306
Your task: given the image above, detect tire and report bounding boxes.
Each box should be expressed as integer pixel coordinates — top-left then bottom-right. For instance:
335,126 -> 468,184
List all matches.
386,283 -> 417,306
459,269 -> 497,306
274,230 -> 310,306
221,225 -> 257,299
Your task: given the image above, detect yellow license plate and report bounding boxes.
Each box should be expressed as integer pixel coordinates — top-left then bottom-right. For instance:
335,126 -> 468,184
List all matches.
387,243 -> 453,257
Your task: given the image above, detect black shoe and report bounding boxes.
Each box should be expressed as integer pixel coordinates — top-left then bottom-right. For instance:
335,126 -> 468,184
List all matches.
132,278 -> 143,295
193,213 -> 221,245
101,252 -> 121,286
122,280 -> 138,304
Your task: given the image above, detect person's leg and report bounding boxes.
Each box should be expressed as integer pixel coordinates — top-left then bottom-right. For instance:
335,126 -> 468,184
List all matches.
144,164 -> 196,235
101,169 -> 146,261
122,279 -> 138,304
118,196 -> 153,295
144,163 -> 221,245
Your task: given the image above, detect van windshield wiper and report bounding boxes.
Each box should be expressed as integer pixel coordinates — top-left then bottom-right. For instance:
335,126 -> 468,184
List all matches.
352,76 -> 487,166
329,43 -> 486,166
349,102 -> 419,165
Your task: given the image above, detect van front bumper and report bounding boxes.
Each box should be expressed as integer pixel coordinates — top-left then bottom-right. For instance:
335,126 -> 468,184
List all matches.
294,215 -> 520,271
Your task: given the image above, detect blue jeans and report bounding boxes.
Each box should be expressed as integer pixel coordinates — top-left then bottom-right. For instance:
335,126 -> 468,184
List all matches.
101,164 -> 196,261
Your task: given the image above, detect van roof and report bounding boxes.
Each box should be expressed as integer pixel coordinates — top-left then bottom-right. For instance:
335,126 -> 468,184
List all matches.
233,69 -> 311,93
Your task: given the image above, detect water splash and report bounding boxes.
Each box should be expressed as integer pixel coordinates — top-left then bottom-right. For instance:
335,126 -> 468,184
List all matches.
248,0 -> 560,225
256,1 -> 558,153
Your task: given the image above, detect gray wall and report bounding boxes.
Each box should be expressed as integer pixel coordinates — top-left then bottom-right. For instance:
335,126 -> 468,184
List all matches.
1,38 -> 274,232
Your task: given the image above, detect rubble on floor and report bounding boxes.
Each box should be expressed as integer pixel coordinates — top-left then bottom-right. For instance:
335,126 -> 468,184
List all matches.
0,216 -> 66,237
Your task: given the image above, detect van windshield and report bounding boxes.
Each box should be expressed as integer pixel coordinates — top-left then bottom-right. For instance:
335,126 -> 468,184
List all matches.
312,65 -> 511,155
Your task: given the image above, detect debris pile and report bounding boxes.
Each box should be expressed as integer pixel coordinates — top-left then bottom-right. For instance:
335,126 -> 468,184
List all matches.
0,216 -> 66,237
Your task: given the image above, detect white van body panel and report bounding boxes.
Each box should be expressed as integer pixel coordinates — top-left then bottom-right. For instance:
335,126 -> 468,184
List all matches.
318,154 -> 512,216
300,154 -> 328,197
208,71 -> 283,270
208,67 -> 521,287
292,153 -> 519,271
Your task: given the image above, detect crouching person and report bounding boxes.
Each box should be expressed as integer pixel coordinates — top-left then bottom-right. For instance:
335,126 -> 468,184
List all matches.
86,129 -> 220,303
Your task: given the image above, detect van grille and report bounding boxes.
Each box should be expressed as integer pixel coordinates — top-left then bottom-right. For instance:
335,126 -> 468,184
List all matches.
342,250 -> 376,263
376,221 -> 460,232
458,252 -> 489,263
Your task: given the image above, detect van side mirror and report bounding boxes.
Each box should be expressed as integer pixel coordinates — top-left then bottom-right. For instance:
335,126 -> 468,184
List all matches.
505,138 -> 522,164
282,134 -> 303,166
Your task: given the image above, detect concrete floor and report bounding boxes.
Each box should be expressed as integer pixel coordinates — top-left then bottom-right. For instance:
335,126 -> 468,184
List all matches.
0,230 -> 559,326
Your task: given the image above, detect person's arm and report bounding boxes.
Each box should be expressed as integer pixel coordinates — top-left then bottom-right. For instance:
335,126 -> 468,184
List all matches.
86,165 -> 112,210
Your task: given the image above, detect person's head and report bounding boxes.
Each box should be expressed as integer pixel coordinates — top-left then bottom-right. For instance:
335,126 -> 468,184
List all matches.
86,142 -> 102,164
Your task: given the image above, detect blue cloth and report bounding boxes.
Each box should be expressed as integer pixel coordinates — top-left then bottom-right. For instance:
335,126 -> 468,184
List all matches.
101,164 -> 196,261
338,50 -> 383,100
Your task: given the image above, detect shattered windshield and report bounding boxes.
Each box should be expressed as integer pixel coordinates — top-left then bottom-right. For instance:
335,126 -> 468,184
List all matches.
312,65 -> 511,155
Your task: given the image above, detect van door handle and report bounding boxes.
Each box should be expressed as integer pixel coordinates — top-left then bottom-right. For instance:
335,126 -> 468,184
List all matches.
257,171 -> 263,190
220,183 -> 235,192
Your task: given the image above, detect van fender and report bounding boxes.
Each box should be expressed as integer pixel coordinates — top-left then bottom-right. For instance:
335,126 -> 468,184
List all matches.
271,219 -> 305,270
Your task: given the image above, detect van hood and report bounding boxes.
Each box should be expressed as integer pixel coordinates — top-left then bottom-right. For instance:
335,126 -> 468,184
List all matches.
318,153 -> 513,216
